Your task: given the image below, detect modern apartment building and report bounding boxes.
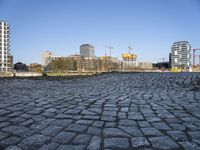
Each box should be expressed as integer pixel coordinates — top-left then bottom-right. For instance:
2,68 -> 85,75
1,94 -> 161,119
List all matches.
80,44 -> 95,58
171,41 -> 191,69
0,20 -> 12,71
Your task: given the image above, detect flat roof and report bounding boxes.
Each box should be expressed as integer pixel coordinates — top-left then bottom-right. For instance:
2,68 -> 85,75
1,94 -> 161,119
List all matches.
80,44 -> 94,47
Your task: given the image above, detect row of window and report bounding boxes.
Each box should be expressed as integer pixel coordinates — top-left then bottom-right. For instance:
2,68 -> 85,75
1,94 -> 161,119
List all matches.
0,56 -> 8,58
0,52 -> 8,54
0,43 -> 9,46
0,22 -> 8,25
0,35 -> 10,38
0,30 -> 9,33
0,40 -> 10,42
0,48 -> 9,50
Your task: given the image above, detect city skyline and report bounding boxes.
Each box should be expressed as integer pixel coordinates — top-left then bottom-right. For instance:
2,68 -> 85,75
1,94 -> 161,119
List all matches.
0,0 -> 200,64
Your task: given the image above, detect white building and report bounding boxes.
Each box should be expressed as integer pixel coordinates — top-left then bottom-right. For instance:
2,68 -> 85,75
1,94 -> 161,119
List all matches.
41,51 -> 54,66
0,20 -> 11,72
171,41 -> 191,69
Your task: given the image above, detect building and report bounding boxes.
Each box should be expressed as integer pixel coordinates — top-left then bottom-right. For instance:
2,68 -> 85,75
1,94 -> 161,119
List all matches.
80,44 -> 95,58
41,51 -> 54,66
153,62 -> 170,69
29,63 -> 42,73
169,53 -> 172,68
0,20 -> 12,72
171,41 -> 191,69
14,62 -> 29,72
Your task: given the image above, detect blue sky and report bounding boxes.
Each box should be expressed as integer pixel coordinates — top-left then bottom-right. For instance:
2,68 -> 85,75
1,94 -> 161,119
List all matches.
0,0 -> 200,64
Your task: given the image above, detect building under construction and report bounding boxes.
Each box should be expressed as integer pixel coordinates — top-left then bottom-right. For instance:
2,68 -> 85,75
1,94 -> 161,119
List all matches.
122,47 -> 153,70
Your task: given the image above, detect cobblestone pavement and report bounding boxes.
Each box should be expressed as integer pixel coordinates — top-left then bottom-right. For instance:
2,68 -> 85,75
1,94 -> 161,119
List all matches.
0,73 -> 200,150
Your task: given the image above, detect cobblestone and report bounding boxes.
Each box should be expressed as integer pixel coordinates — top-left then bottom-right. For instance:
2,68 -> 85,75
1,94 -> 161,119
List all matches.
0,73 -> 200,149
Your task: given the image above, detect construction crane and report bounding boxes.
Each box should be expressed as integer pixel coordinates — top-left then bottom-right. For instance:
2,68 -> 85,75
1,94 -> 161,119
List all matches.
128,46 -> 133,54
193,48 -> 200,67
156,58 -> 168,62
104,45 -> 114,57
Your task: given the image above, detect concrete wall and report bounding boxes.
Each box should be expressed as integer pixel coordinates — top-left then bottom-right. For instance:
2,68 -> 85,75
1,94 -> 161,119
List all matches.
122,61 -> 153,70
15,72 -> 42,77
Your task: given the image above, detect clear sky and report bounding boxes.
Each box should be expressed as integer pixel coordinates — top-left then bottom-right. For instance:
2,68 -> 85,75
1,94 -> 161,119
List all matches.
0,0 -> 200,64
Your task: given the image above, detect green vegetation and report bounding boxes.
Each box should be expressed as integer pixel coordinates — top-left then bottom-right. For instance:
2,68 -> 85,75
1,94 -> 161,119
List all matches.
45,58 -> 77,72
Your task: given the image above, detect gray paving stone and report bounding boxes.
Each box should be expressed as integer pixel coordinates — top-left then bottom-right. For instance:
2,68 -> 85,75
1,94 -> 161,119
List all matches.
149,136 -> 179,149
104,138 -> 129,149
103,128 -> 130,137
1,73 -> 200,149
0,131 -> 8,140
18,134 -> 50,150
50,119 -> 73,127
1,125 -> 33,138
105,122 -> 115,127
141,127 -> 163,136
0,136 -> 21,147
151,122 -> 171,130
119,119 -> 137,126
188,131 -> 200,140
75,119 -> 93,125
41,125 -> 63,136
0,122 -> 11,128
82,115 -> 100,120
54,114 -> 72,119
65,109 -> 81,114
179,141 -> 200,150
88,127 -> 101,136
65,124 -> 88,132
146,116 -> 161,122
57,145 -> 85,150
52,131 -> 76,144
92,121 -> 104,127
128,114 -> 144,120
87,136 -> 101,150
4,146 -> 22,150
131,137 -> 150,148
138,121 -> 151,127
72,134 -> 91,145
167,131 -> 187,141
169,123 -> 186,131
19,119 -> 34,126
45,108 -> 57,113
119,126 -> 143,137
38,142 -> 59,150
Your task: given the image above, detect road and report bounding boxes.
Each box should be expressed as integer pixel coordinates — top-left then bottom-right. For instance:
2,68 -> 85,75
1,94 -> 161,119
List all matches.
0,73 -> 200,150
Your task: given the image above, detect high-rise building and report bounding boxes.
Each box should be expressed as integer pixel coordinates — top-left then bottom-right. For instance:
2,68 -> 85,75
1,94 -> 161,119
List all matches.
80,44 -> 95,58
171,41 -> 191,69
41,51 -> 54,66
0,20 -> 12,71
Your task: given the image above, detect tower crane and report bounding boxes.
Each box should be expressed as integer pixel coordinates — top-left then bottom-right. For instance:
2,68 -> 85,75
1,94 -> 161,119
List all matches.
104,45 -> 114,57
193,48 -> 200,67
155,58 -> 168,62
128,46 -> 133,54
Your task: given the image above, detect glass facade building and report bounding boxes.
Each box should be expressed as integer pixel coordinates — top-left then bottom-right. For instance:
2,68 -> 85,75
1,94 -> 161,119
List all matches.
80,44 -> 95,58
